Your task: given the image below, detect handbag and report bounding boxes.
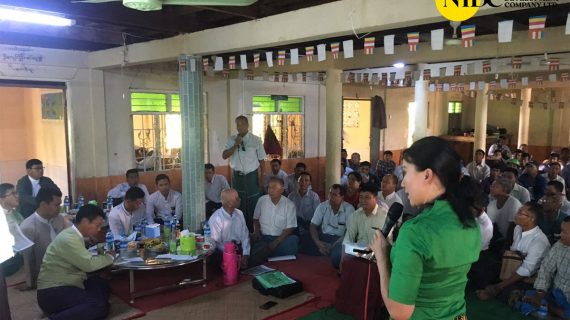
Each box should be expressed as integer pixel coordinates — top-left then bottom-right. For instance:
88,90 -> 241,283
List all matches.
499,250 -> 525,281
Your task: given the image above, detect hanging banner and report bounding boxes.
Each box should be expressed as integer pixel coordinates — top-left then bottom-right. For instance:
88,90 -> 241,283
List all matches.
228,56 -> 236,70
384,35 -> 395,54
253,53 -> 260,68
454,65 -> 462,76
549,58 -> 560,71
364,37 -> 375,55
561,72 -> 569,82
423,69 -> 431,80
511,57 -> 522,69
461,25 -> 475,48
482,60 -> 492,73
331,43 -> 340,59
407,32 -> 420,52
536,76 -> 544,86
508,79 -> 517,89
290,49 -> 299,65
277,50 -> 286,66
305,46 -> 315,62
202,57 -> 209,74
529,15 -> 546,39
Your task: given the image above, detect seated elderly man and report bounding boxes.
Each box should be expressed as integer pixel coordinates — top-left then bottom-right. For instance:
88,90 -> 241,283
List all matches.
146,174 -> 182,224
107,169 -> 149,205
250,177 -> 298,263
523,216 -> 570,320
487,176 -> 522,241
501,167 -> 531,205
37,205 -> 115,320
477,202 -> 551,302
377,174 -> 402,210
205,163 -> 230,219
108,187 -> 146,239
19,187 -> 70,290
288,172 -> 320,234
208,189 -> 251,269
538,181 -> 570,245
305,184 -> 354,268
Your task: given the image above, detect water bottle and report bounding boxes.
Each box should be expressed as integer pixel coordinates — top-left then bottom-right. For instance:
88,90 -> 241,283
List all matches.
203,222 -> 211,245
119,235 -> 128,256
140,218 -> 147,239
163,218 -> 171,242
134,223 -> 142,241
63,196 -> 70,213
537,300 -> 548,319
169,219 -> 177,254
78,194 -> 85,209
106,230 -> 115,252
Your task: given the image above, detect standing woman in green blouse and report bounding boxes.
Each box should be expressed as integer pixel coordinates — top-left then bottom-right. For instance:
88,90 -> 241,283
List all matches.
370,136 -> 481,320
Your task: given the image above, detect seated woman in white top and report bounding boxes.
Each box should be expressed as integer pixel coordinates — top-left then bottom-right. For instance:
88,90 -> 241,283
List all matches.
477,202 -> 551,301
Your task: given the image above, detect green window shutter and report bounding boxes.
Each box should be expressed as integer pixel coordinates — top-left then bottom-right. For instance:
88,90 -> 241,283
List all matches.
253,96 -> 276,113
171,94 -> 180,112
279,97 -> 303,113
131,92 -> 167,112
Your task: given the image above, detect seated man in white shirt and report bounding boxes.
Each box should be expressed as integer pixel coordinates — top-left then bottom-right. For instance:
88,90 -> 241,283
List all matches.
19,187 -> 70,290
146,174 -> 182,224
288,172 -> 321,234
477,202 -> 551,302
205,163 -> 230,219
208,189 -> 251,269
107,169 -> 149,206
377,174 -> 402,210
501,167 -> 531,205
487,176 -> 522,241
250,177 -> 298,263
466,149 -> 491,184
306,184 -> 355,269
263,159 -> 289,194
108,187 -> 146,239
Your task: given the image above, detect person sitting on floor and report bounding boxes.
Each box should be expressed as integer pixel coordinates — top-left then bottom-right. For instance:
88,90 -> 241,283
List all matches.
306,184 -> 355,268
108,187 -> 146,239
377,174 -> 402,210
251,177 -> 298,261
349,152 -> 361,172
548,180 -> 570,213
288,172 -> 320,235
502,167 -> 531,205
477,202 -> 551,302
19,187 -> 70,290
488,135 -> 512,160
487,176 -> 522,242
285,162 -> 307,195
518,163 -> 547,201
538,181 -> 570,245
205,163 -> 230,219
146,174 -> 182,224
208,189 -> 251,269
542,162 -> 566,195
263,159 -> 289,194
523,216 -> 570,320
466,149 -> 491,184
37,205 -> 115,320
482,164 -> 503,195
107,168 -> 149,206
0,183 -> 25,277
375,150 -> 396,181
16,159 -> 60,219
344,172 -> 362,209
359,161 -> 380,187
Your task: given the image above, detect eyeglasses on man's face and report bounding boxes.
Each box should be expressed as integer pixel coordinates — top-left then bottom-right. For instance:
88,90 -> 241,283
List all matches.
1,191 -> 18,198
30,166 -> 45,171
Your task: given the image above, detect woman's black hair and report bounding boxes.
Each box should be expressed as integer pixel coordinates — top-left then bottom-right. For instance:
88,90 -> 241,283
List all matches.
347,171 -> 362,182
403,136 -> 477,228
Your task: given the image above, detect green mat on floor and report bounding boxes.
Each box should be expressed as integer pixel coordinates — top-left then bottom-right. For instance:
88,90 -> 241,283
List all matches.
300,291 -> 535,320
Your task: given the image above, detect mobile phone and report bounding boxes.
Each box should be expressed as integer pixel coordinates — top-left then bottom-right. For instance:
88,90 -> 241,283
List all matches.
259,301 -> 278,310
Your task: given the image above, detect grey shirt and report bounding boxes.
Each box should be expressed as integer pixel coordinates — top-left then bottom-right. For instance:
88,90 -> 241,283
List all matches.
205,174 -> 230,204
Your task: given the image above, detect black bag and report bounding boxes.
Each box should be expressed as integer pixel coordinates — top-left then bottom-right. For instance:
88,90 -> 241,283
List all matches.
252,273 -> 304,299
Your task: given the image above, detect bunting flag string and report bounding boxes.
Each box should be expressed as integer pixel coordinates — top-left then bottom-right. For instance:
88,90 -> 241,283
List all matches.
277,50 -> 286,66
407,32 -> 420,51
461,25 -> 476,48
529,15 -> 546,39
228,56 -> 236,70
489,80 -> 497,90
562,72 -> 569,82
202,58 -> 209,74
223,68 -> 229,78
381,73 -> 388,86
450,83 -> 457,91
454,65 -> 462,76
305,46 -> 315,62
423,69 -> 431,80
549,58 -> 560,71
348,72 -> 355,83
536,76 -> 544,86
508,79 -> 517,89
364,37 -> 375,55
331,43 -> 340,59
362,73 -> 369,83
482,60 -> 492,73
436,83 -> 443,92
511,57 -> 522,69
253,53 -> 260,68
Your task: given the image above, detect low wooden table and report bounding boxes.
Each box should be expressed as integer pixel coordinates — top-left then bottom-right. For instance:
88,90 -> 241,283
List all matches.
112,249 -> 213,303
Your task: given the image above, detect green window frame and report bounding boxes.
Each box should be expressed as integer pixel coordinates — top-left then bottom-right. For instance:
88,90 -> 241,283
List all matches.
448,101 -> 463,114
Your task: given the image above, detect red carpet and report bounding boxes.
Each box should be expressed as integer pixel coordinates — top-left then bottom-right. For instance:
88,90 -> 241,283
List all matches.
110,254 -> 340,317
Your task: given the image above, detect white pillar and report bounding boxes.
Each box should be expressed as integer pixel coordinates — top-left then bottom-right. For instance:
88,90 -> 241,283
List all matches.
518,88 -> 532,147
413,80 -> 429,141
325,69 -> 342,188
474,84 -> 489,155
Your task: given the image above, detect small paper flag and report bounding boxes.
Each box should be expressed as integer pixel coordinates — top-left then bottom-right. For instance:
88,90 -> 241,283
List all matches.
222,68 -> 229,78
202,57 -> 209,74
511,57 -> 522,69
240,54 -> 247,70
454,65 -> 461,76
364,37 -> 375,55
228,56 -> 236,70
343,40 -> 354,59
290,49 -> 299,65
461,25 -> 475,48
498,20 -> 513,43
317,44 -> 326,62
246,70 -> 254,80
549,58 -> 560,71
274,72 -> 279,82
331,43 -> 340,59
536,76 -> 544,86
384,35 -> 395,54
482,60 -> 492,73
508,79 -> 517,89
277,50 -> 286,66
305,46 -> 315,62
362,73 -> 369,83
282,72 -> 288,83
423,69 -> 431,80
489,81 -> 497,90
529,15 -> 546,40
253,53 -> 260,68
561,72 -> 569,82
265,52 -> 273,67
407,32 -> 420,52
302,72 -> 307,82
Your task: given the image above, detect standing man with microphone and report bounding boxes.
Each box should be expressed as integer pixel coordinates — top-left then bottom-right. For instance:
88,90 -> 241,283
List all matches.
223,115 -> 267,232
370,137 -> 481,320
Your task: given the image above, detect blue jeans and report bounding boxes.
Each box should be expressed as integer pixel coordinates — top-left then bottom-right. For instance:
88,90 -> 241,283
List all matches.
262,234 -> 299,256
300,233 -> 342,269
525,289 -> 570,318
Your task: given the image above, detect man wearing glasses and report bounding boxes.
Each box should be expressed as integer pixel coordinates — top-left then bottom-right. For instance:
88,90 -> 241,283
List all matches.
538,181 -> 570,245
16,159 -> 59,218
307,184 -> 354,268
